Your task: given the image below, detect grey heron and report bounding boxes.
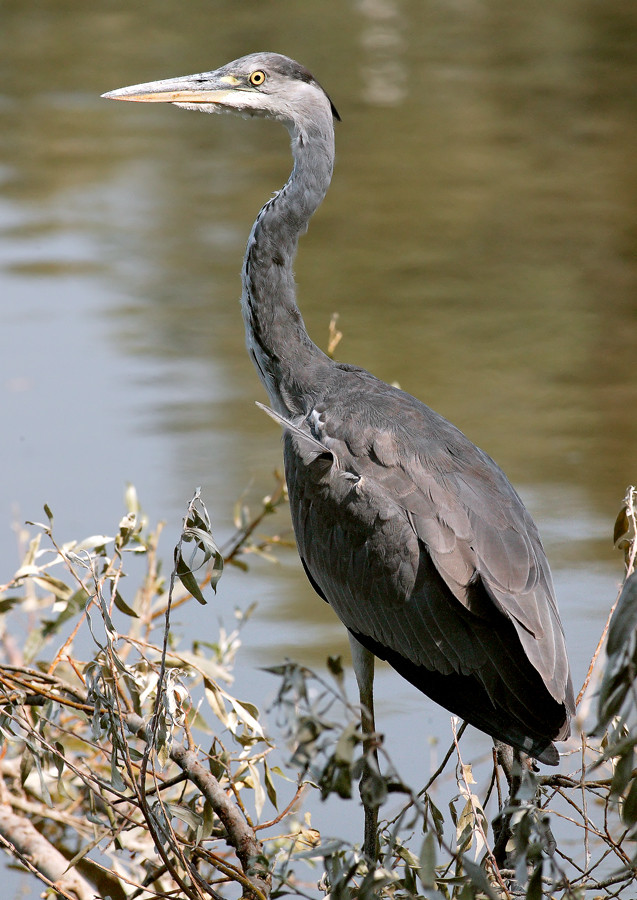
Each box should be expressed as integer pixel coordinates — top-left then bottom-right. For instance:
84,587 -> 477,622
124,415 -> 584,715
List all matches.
103,52 -> 574,857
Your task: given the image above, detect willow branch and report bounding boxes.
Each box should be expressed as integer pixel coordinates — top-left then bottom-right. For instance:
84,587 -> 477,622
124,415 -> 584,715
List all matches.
125,711 -> 270,900
0,796 -> 95,900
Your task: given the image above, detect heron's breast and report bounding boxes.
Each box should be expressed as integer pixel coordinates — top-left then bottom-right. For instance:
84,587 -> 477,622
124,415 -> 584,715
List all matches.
286,455 -> 420,609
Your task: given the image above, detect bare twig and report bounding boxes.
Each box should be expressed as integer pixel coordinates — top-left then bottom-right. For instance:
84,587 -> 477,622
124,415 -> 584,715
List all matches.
129,712 -> 270,900
327,312 -> 343,358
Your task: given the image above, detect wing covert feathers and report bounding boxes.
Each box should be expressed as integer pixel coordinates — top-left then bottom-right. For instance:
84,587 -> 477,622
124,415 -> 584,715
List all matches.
280,367 -> 574,762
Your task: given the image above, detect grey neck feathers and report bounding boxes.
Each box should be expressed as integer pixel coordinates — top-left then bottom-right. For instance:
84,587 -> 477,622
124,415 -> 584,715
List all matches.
241,108 -> 335,416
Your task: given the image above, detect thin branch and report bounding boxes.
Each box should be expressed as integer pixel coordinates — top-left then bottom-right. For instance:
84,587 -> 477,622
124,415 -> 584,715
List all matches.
451,720 -> 510,898
126,710 -> 270,900
255,783 -> 306,831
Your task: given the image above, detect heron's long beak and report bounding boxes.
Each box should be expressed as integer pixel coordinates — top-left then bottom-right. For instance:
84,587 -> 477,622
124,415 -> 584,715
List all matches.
101,73 -> 238,106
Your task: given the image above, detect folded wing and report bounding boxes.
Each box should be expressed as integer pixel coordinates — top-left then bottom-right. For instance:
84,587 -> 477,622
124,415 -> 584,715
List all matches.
276,369 -> 574,761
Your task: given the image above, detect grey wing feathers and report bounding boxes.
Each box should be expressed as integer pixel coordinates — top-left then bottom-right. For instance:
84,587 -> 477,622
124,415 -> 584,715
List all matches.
406,460 -> 570,704
281,372 -> 573,754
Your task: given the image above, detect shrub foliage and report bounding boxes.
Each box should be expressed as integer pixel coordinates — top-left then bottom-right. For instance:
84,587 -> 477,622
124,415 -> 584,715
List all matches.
0,479 -> 635,900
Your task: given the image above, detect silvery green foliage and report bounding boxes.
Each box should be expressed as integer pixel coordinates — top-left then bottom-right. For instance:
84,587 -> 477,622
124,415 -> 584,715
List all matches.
174,487 -> 224,604
594,570 -> 637,834
0,488 -> 279,899
0,483 -> 636,898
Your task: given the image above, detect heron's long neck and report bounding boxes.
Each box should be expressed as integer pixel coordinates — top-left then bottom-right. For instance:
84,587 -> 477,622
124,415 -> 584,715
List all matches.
241,118 -> 335,416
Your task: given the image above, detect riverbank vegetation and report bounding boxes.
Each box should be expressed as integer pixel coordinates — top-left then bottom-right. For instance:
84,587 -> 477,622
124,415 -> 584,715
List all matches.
0,479 -> 635,900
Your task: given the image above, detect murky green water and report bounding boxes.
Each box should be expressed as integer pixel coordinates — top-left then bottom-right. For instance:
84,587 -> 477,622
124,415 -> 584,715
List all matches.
1,1 -> 636,893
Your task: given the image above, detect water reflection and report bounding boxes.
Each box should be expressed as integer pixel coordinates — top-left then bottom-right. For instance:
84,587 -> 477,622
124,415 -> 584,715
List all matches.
1,0 -> 636,891
356,0 -> 408,106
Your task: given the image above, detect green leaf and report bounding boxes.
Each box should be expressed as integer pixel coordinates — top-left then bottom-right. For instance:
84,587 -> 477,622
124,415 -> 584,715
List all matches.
97,591 -> 118,640
157,735 -> 171,768
175,553 -> 208,605
20,746 -> 34,786
525,862 -> 543,900
334,721 -> 359,766
424,795 -> 446,844
170,804 -> 203,832
186,493 -> 212,532
37,587 -> 89,644
183,527 -> 224,593
64,831 -> 109,871
394,843 -> 420,868
43,503 -> 54,529
461,856 -> 499,900
327,655 -> 344,686
227,696 -> 264,738
208,754 -> 228,781
607,573 -> 637,657
611,746 -> 634,798
455,799 -> 475,852
32,573 -> 74,602
403,863 -> 418,897
174,490 -> 224,600
202,800 -> 216,840
22,533 -> 42,568
319,757 -> 352,800
86,810 -> 109,827
187,706 -> 213,734
117,512 -> 138,549
614,505 -> 632,549
52,741 -> 65,779
26,740 -> 52,807
204,680 -> 229,727
74,535 -> 114,553
623,776 -> 637,826
263,760 -> 278,810
418,831 -> 437,890
110,752 -> 127,793
126,747 -> 144,761
269,765 -> 294,784
247,760 -> 267,818
112,590 -> 139,618
0,596 -> 23,615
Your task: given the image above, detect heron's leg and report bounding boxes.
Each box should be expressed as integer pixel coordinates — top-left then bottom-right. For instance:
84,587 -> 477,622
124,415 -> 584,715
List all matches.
494,739 -> 515,793
348,634 -> 380,860
492,740 -> 516,867
493,742 -> 535,874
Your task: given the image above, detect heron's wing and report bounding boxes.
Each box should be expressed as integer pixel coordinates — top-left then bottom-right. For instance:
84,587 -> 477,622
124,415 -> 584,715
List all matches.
280,376 -> 573,723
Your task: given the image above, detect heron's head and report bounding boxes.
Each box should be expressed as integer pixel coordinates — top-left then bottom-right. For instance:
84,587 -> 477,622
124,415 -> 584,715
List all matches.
102,52 -> 340,130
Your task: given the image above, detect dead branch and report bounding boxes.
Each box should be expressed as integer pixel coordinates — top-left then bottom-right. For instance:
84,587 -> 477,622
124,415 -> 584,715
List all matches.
0,795 -> 95,900
125,711 -> 271,900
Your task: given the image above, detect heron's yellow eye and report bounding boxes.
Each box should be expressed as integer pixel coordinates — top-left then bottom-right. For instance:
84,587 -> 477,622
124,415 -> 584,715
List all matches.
249,70 -> 266,86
